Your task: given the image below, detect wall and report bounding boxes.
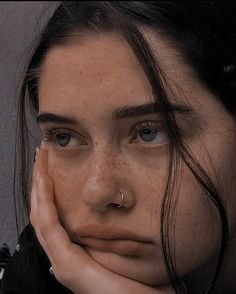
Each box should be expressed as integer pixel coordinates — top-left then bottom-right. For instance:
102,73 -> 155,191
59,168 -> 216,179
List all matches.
0,1 -> 56,252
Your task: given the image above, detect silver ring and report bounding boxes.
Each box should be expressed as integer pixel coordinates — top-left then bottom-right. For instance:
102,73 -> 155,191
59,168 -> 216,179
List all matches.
49,266 -> 54,275
117,191 -> 125,208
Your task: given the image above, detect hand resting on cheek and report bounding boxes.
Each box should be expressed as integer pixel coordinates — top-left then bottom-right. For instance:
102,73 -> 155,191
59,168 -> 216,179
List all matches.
30,145 -> 175,294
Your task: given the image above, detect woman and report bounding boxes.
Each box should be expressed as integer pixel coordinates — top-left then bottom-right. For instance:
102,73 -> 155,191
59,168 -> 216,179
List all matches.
2,1 -> 236,293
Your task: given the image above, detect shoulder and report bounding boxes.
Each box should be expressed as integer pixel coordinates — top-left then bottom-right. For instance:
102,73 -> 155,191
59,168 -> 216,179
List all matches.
1,224 -> 72,294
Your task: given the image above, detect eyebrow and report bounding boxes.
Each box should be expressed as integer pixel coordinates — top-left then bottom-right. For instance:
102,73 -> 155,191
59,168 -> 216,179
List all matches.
112,102 -> 193,119
37,113 -> 77,125
37,102 -> 195,125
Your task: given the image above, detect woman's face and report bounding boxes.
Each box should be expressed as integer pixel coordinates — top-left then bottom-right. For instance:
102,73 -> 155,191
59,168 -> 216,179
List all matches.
38,31 -> 236,286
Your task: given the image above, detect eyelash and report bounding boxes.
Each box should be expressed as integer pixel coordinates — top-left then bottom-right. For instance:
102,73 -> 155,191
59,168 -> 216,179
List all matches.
43,128 -> 87,150
131,121 -> 166,145
42,121 -> 167,150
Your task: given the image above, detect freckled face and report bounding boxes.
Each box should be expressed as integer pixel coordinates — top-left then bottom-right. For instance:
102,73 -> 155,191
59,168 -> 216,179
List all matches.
38,32 -> 236,286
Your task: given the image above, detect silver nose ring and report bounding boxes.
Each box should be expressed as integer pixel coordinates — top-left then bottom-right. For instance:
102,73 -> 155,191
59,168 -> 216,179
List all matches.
117,191 -> 125,208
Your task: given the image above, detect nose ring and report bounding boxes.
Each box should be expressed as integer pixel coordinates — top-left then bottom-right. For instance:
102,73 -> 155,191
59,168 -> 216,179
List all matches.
117,191 -> 125,208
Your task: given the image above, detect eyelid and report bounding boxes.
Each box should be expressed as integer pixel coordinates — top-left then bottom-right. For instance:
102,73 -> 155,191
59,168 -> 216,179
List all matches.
130,120 -> 163,136
134,120 -> 162,130
41,121 -> 167,150
42,127 -> 88,145
129,120 -> 166,144
43,126 -> 85,137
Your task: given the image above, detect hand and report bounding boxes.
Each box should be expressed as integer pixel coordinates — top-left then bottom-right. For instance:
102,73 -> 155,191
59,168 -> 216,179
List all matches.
30,145 -> 175,294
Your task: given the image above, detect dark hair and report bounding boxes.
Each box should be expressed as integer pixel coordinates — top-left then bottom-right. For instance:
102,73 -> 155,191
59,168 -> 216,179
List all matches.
15,1 -> 236,293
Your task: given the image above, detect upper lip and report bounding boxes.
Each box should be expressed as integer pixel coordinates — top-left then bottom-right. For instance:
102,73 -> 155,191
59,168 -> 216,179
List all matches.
71,224 -> 154,244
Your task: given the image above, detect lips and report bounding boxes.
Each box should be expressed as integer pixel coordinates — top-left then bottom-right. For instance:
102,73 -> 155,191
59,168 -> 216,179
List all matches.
80,238 -> 155,256
71,224 -> 155,256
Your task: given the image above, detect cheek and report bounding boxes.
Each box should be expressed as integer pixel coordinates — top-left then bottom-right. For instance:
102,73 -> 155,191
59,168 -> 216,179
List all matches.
185,125 -> 236,233
173,167 -> 221,274
48,155 -> 83,216
125,155 -> 168,218
47,150 -> 168,226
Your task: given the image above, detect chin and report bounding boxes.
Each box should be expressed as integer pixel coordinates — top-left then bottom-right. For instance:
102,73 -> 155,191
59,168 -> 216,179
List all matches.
85,247 -> 170,286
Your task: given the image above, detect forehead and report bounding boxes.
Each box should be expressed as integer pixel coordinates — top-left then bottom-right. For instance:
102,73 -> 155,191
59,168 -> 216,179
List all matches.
39,32 -> 148,111
38,30 -> 227,122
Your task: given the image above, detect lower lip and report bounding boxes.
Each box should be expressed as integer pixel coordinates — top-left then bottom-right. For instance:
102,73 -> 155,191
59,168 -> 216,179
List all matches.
81,238 -> 155,256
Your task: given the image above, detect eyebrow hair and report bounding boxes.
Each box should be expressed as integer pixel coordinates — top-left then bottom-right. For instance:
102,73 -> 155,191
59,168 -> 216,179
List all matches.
37,113 -> 77,125
37,102 -> 195,125
112,102 -> 194,119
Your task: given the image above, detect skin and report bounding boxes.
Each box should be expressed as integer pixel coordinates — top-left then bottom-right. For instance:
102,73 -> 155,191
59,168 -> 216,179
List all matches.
31,31 -> 236,292
31,148 -> 174,293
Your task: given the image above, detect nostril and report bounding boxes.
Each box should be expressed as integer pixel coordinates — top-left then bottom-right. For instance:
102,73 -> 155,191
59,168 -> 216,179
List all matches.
106,203 -> 121,209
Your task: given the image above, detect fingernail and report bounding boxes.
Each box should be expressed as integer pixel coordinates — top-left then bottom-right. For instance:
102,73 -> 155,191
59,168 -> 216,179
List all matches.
34,148 -> 39,162
41,141 -> 46,150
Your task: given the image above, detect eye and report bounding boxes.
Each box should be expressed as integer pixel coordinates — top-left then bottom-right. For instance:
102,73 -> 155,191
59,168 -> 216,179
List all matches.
56,133 -> 73,147
131,121 -> 167,145
43,128 -> 87,149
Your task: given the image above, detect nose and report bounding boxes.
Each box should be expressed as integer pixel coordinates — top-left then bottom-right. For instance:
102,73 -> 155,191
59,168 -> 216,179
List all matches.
81,149 -> 132,211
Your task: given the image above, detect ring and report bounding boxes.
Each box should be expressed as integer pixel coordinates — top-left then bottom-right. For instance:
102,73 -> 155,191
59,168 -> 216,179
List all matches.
117,191 -> 125,208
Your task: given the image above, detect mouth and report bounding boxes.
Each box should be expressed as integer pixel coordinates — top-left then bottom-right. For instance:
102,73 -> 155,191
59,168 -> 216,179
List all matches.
70,224 -> 156,256
79,238 -> 155,256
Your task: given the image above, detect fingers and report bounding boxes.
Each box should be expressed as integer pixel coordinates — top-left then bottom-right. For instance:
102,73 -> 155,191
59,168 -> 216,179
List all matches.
30,144 -> 176,294
30,145 -> 87,284
36,161 -> 73,259
30,147 -> 53,262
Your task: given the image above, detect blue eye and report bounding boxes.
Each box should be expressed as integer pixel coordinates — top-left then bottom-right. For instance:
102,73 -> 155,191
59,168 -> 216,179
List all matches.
138,128 -> 158,142
43,128 -> 87,150
133,121 -> 167,145
56,133 -> 72,147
